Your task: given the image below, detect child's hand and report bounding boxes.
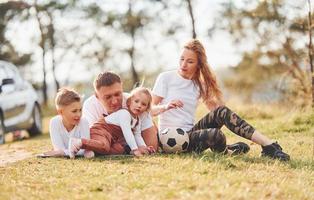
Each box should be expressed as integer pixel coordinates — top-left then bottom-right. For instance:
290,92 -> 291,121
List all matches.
131,149 -> 143,157
138,146 -> 149,155
146,146 -> 156,154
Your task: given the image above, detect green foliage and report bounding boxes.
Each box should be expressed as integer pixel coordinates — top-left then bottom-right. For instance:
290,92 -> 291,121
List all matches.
0,1 -> 31,66
218,0 -> 313,106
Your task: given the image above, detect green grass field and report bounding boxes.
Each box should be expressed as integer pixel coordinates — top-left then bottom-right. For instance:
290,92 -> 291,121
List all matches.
0,104 -> 313,200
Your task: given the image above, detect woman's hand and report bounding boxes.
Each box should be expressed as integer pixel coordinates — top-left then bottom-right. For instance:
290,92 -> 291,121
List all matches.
165,99 -> 184,110
151,99 -> 184,116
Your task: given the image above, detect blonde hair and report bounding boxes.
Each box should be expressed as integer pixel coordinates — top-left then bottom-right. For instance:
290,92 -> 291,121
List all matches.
184,39 -> 223,105
55,87 -> 81,109
126,87 -> 152,111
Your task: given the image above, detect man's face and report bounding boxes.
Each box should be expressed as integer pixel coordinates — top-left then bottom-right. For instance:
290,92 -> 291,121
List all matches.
96,82 -> 123,114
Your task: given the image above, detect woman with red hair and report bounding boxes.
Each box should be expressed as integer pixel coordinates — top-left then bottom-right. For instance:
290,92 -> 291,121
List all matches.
151,39 -> 290,161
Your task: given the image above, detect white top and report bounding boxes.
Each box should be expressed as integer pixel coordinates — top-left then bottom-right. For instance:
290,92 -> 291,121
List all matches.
105,109 -> 146,150
82,93 -> 153,131
152,70 -> 200,132
49,115 -> 90,156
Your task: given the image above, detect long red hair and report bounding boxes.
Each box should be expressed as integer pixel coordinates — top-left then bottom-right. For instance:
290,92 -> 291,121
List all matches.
184,39 -> 223,106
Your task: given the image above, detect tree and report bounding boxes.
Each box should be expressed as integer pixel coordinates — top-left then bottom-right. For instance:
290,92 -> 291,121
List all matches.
33,1 -> 70,104
82,0 -> 164,88
217,0 -> 312,106
307,0 -> 314,107
186,0 -> 197,38
0,1 -> 31,66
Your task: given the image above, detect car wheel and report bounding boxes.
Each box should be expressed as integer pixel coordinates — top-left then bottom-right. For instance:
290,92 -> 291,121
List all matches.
0,115 -> 5,144
27,104 -> 42,136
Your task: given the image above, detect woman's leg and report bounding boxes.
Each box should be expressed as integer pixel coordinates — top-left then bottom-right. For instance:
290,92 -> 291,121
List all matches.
191,106 -> 255,140
192,106 -> 289,160
187,128 -> 227,153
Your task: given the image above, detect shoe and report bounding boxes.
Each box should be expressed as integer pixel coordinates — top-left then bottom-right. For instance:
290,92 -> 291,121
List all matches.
84,150 -> 95,158
261,142 -> 290,161
227,142 -> 250,155
69,137 -> 82,159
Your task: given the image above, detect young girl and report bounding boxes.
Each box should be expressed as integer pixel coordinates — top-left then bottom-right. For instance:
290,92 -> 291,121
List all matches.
40,88 -> 94,158
69,87 -> 155,158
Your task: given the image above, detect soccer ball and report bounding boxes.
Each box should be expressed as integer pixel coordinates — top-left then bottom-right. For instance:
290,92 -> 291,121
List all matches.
159,128 -> 189,153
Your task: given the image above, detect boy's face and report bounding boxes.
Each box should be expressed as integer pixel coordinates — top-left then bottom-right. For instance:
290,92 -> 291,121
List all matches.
128,92 -> 149,116
58,101 -> 82,127
96,82 -> 123,114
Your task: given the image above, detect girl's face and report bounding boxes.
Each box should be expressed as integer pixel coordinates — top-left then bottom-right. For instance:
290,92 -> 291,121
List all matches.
178,48 -> 198,79
128,92 -> 150,116
59,101 -> 82,129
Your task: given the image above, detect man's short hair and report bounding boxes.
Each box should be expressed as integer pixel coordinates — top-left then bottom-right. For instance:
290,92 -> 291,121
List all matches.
93,71 -> 121,91
55,87 -> 81,109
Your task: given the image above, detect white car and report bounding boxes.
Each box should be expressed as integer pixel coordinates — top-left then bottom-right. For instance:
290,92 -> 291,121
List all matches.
0,60 -> 42,144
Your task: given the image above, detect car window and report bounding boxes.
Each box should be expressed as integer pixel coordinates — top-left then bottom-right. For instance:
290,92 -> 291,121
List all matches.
4,64 -> 23,86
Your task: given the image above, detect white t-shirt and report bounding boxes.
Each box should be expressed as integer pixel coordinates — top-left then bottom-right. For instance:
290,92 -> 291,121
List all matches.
105,109 -> 146,150
152,70 -> 200,132
82,93 -> 153,131
49,115 -> 90,156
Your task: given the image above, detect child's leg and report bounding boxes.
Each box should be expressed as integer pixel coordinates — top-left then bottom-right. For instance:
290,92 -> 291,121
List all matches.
108,142 -> 126,155
81,131 -> 111,154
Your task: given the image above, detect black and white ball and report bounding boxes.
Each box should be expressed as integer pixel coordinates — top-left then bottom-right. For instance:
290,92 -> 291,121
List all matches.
159,128 -> 189,153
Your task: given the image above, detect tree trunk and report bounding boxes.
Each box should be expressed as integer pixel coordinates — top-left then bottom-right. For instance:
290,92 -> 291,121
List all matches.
186,0 -> 196,39
128,0 -> 139,87
308,0 -> 314,107
35,4 -> 48,105
47,11 -> 60,92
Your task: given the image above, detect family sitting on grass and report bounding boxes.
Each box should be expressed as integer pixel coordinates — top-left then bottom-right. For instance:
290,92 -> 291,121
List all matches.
41,39 -> 290,161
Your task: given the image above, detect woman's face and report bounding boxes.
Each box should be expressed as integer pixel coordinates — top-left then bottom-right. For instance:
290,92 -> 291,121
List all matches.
178,48 -> 198,79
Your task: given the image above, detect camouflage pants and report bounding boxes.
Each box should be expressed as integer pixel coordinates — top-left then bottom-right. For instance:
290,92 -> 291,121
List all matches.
187,106 -> 255,153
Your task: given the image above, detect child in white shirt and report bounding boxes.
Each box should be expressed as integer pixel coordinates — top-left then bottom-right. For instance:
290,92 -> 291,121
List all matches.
40,88 -> 93,158
69,87 -> 155,158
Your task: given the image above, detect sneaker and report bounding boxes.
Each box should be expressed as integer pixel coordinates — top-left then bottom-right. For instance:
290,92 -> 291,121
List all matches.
84,150 -> 95,159
261,142 -> 290,161
69,137 -> 82,159
227,142 -> 250,155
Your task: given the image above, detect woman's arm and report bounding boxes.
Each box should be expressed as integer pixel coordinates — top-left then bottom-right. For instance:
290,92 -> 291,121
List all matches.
151,95 -> 184,116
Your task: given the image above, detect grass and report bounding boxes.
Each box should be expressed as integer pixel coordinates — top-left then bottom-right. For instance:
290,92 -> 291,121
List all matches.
0,103 -> 313,200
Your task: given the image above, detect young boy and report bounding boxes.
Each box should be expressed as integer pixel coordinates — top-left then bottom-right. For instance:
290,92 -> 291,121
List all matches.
41,88 -> 94,158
